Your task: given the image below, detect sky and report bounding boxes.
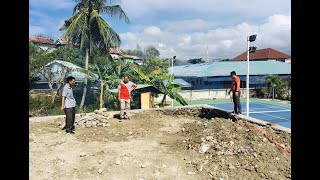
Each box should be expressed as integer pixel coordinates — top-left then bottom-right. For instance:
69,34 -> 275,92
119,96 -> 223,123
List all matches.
29,0 -> 291,60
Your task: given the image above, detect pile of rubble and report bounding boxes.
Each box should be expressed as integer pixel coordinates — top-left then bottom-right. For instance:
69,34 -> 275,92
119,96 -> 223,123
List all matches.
179,118 -> 291,179
75,108 -> 113,128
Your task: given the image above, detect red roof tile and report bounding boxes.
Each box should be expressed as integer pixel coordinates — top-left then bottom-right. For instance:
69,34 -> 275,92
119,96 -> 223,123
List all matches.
109,48 -> 123,54
231,48 -> 290,61
29,36 -> 54,44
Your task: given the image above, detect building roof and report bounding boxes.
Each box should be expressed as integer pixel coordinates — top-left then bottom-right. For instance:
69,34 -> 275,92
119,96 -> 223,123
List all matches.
109,48 -> 123,54
55,39 -> 68,45
36,60 -> 98,82
29,36 -> 55,44
169,61 -> 291,77
232,48 -> 290,61
163,78 -> 192,87
123,54 -> 138,59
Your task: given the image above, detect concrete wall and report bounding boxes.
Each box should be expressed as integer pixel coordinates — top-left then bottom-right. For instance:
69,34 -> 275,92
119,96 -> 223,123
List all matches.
155,88 -> 254,102
29,104 -> 290,133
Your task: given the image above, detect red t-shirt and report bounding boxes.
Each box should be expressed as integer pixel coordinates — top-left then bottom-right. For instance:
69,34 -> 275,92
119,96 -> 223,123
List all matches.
118,81 -> 137,99
231,76 -> 240,92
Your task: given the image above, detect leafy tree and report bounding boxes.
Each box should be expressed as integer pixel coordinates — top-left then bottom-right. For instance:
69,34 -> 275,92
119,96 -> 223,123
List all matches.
145,45 -> 160,57
60,0 -> 130,110
46,45 -> 85,67
188,58 -> 205,64
29,42 -> 51,90
266,75 -> 289,100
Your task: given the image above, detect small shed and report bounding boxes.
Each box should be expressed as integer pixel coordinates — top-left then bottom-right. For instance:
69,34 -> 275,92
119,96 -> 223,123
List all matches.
109,84 -> 163,109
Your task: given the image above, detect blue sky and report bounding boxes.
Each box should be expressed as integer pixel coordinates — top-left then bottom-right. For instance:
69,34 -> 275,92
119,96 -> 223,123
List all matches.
29,0 -> 291,59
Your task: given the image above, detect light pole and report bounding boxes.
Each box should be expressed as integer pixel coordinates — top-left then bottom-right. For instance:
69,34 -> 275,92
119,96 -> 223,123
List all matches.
171,56 -> 176,107
246,35 -> 257,117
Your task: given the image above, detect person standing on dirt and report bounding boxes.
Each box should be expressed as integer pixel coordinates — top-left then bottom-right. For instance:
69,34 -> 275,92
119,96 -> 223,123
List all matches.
228,71 -> 242,114
118,75 -> 137,122
60,76 -> 76,134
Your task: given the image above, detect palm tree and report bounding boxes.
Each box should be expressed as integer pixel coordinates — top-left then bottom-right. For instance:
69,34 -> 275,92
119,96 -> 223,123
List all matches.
60,0 -> 129,110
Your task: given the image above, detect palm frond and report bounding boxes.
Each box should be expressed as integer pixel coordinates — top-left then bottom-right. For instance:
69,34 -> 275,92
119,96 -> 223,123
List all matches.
73,2 -> 85,15
90,10 -> 121,49
100,5 -> 130,23
64,10 -> 87,46
132,67 -> 150,82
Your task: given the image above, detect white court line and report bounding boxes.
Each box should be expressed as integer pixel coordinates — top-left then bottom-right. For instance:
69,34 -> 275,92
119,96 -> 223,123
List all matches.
243,111 -> 290,121
249,107 -> 281,110
250,102 -> 290,110
249,110 -> 291,113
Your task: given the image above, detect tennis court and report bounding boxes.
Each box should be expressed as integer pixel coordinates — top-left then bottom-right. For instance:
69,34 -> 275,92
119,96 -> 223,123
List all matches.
209,101 -> 291,128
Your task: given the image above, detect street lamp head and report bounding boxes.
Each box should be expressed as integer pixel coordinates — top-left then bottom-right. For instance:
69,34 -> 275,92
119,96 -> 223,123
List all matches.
249,46 -> 257,53
249,34 -> 257,42
173,56 -> 176,59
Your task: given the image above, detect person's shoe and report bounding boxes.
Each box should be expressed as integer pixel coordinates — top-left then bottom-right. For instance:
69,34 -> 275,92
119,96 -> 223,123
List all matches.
66,131 -> 75,134
124,115 -> 129,120
62,126 -> 66,130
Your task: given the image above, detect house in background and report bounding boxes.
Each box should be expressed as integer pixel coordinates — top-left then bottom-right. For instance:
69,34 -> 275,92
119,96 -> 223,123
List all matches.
231,48 -> 291,63
55,39 -> 69,48
29,35 -> 56,52
169,61 -> 291,90
31,60 -> 98,90
109,48 -> 144,65
109,48 -> 125,60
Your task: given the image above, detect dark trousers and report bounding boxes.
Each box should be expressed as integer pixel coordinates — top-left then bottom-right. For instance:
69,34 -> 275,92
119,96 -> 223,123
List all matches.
64,107 -> 75,132
232,92 -> 242,114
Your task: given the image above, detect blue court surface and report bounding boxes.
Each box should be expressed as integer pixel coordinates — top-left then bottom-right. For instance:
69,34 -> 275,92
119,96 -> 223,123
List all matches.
209,102 -> 291,128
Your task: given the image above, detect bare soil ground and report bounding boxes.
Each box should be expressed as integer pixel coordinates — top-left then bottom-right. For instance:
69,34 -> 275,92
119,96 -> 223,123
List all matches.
29,111 -> 291,180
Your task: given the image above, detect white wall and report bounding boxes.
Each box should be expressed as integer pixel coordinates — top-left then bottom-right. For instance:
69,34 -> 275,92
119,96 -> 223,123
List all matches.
155,88 -> 254,102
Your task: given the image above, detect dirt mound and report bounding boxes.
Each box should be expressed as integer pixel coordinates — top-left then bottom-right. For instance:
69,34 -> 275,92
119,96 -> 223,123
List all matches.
29,110 -> 291,180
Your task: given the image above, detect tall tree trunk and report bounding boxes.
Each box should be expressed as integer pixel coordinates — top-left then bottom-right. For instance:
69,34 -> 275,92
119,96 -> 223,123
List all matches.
99,82 -> 105,109
52,91 -> 57,103
48,81 -> 55,103
80,48 -> 89,110
161,94 -> 166,107
272,87 -> 274,100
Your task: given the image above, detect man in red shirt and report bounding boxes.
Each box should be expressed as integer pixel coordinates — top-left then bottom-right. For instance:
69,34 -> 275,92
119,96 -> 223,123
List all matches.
228,71 -> 242,114
118,75 -> 137,121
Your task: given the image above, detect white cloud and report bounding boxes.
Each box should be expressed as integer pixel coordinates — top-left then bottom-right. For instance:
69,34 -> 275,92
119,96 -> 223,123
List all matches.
29,25 -> 45,35
165,19 -> 216,32
29,11 -> 67,39
30,0 -> 75,9
120,14 -> 291,60
120,0 -> 290,20
143,26 -> 162,36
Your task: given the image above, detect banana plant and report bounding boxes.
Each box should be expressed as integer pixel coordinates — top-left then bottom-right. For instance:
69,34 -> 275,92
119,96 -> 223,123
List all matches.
133,67 -> 188,106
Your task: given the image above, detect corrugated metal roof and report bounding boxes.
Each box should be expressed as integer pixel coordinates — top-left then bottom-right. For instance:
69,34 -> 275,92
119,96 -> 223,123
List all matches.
169,61 -> 291,77
36,60 -> 98,82
109,48 -> 123,54
163,78 -> 191,87
29,36 -> 55,44
232,48 -> 290,61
